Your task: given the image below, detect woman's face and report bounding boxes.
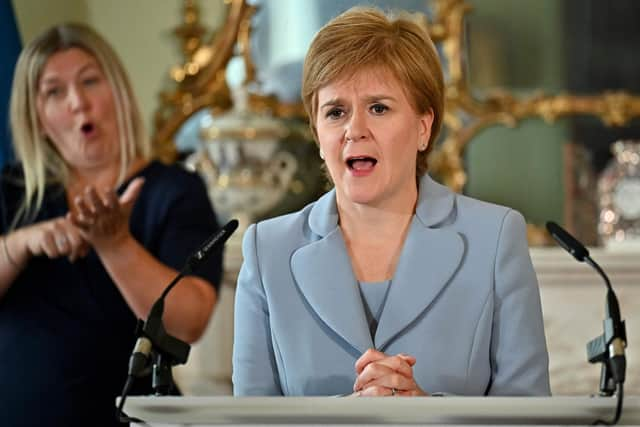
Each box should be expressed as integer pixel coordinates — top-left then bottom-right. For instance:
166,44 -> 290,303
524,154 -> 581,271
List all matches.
315,67 -> 433,209
36,48 -> 120,175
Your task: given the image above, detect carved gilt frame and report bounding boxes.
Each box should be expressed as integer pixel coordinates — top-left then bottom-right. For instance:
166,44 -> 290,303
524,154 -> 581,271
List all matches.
153,0 -> 640,193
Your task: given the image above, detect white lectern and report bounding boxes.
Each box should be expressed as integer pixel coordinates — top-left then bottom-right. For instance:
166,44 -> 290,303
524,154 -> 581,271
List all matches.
121,396 -> 640,426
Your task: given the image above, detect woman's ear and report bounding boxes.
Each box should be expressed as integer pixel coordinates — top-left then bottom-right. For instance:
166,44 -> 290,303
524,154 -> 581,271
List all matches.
418,109 -> 434,151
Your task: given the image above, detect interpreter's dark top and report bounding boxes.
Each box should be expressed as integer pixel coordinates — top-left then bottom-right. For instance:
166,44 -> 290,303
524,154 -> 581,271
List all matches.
0,161 -> 223,427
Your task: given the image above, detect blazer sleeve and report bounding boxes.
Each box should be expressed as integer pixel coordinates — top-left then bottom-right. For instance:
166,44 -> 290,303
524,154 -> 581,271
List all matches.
488,209 -> 551,396
232,223 -> 283,395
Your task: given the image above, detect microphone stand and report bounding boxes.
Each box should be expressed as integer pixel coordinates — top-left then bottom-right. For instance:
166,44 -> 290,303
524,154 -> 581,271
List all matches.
117,268 -> 193,424
117,219 -> 239,424
584,258 -> 627,397
546,222 -> 627,425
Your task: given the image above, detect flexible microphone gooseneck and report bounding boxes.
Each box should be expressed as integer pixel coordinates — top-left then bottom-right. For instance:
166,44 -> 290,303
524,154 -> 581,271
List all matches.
546,221 -> 627,425
117,219 -> 239,424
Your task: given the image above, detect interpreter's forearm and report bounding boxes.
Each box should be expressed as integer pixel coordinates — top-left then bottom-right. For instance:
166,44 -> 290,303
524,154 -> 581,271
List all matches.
95,235 -> 216,343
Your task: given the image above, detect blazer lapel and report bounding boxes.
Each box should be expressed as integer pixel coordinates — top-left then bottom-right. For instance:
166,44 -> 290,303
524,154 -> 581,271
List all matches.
290,191 -> 374,355
374,220 -> 464,350
290,175 -> 464,354
375,175 -> 465,350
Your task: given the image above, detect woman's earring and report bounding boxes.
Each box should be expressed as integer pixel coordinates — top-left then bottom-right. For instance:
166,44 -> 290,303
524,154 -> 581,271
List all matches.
319,149 -> 325,160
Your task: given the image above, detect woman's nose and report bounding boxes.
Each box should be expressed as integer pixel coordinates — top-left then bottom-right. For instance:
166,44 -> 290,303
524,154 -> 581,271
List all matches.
68,86 -> 89,112
345,109 -> 368,142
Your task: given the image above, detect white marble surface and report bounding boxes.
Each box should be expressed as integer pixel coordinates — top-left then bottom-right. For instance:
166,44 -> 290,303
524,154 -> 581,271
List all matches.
175,245 -> 638,397
123,396 -> 640,425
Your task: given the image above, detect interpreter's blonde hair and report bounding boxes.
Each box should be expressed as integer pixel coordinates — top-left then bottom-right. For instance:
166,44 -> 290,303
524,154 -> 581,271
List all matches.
9,22 -> 150,226
302,6 -> 445,178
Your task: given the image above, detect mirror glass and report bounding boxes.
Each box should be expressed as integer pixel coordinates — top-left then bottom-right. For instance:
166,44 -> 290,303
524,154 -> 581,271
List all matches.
248,0 -> 434,103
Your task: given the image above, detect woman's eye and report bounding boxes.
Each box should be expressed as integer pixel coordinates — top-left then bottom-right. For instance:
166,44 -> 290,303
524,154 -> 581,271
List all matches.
326,108 -> 345,120
83,76 -> 100,86
370,103 -> 388,114
44,87 -> 62,98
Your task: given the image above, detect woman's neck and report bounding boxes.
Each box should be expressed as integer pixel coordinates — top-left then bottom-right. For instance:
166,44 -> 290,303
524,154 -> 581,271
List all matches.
338,202 -> 414,244
337,190 -> 417,282
336,185 -> 418,242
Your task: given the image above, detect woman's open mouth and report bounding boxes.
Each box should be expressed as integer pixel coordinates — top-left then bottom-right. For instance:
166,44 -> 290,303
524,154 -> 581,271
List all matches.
346,156 -> 377,171
80,122 -> 97,138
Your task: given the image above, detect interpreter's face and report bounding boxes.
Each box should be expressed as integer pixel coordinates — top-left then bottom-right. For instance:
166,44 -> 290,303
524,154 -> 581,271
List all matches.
315,68 -> 433,209
36,48 -> 120,175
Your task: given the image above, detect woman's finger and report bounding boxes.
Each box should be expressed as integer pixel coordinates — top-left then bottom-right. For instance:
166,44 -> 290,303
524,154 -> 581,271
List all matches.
85,187 -> 106,215
369,354 -> 415,378
41,230 -> 60,258
354,362 -> 394,391
64,226 -> 86,262
104,188 -> 118,212
119,177 -> 145,212
74,196 -> 94,224
355,359 -> 415,392
355,348 -> 387,374
358,372 -> 417,393
354,353 -> 415,390
357,385 -> 393,397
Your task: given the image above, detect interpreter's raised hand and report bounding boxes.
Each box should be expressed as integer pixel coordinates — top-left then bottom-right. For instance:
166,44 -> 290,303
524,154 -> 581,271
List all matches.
351,348 -> 427,397
68,177 -> 145,252
20,216 -> 90,262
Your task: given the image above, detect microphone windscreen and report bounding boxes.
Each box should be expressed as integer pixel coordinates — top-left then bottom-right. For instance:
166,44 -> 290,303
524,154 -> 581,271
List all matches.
545,221 -> 589,261
187,219 -> 239,271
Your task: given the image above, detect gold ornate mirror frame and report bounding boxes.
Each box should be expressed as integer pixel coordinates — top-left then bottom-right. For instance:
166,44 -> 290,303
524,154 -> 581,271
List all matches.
153,0 -> 640,193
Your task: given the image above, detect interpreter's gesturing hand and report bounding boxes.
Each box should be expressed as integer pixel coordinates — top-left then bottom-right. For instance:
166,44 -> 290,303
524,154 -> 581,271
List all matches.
352,348 -> 427,397
68,178 -> 144,252
20,216 -> 89,263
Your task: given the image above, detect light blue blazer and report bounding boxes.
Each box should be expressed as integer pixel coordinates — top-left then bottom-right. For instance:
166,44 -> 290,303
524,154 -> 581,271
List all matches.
233,175 -> 550,396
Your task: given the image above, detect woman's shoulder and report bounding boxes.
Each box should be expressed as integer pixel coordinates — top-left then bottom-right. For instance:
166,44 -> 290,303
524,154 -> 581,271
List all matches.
454,192 -> 526,238
1,163 -> 25,187
456,192 -> 513,217
420,174 -> 516,228
136,160 -> 204,186
129,160 -> 208,200
248,200 -> 318,244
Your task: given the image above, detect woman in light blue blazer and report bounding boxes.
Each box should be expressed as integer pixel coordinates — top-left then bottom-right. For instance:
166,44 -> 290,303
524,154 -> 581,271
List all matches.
233,6 -> 550,397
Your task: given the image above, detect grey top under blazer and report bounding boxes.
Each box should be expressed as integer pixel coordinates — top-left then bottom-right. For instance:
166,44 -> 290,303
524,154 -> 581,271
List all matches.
233,174 -> 550,396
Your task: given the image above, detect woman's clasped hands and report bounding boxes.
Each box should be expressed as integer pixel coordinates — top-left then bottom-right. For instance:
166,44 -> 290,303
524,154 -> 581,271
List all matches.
351,348 -> 427,397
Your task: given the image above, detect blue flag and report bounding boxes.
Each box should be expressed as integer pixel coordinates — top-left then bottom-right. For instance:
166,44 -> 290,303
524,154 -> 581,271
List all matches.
0,1 -> 22,167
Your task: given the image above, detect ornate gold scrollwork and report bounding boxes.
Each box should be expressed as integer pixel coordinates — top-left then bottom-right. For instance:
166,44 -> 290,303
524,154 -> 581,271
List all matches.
152,0 -> 255,162
425,0 -> 640,192
153,0 -> 640,195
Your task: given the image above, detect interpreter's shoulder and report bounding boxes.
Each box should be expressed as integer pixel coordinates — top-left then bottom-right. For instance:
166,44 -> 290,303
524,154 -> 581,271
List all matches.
139,161 -> 205,191
131,161 -> 211,216
0,163 -> 25,186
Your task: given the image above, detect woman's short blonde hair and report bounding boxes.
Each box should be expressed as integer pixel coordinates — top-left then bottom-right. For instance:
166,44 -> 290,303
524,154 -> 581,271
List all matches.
9,23 -> 150,225
302,6 -> 445,179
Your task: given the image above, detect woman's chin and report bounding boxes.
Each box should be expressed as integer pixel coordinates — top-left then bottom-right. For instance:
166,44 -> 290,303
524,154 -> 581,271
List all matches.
341,188 -> 383,207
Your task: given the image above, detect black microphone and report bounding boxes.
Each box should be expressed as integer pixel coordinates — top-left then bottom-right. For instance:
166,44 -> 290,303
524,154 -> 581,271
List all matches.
184,219 -> 239,275
545,220 -> 589,262
545,222 -> 627,391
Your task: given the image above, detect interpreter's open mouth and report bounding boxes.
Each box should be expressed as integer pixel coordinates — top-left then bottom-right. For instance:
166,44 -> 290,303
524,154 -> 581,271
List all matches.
80,123 -> 95,134
80,122 -> 95,135
346,156 -> 378,171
